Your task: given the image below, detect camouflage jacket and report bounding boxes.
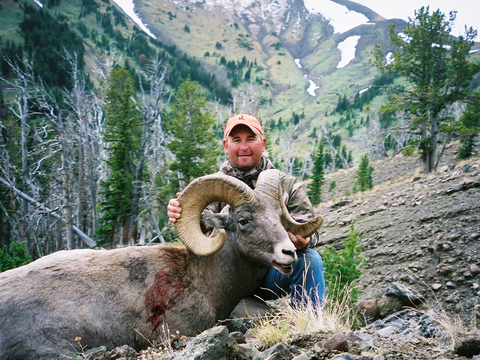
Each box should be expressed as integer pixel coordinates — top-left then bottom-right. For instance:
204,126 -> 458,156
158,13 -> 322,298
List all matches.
203,156 -> 320,247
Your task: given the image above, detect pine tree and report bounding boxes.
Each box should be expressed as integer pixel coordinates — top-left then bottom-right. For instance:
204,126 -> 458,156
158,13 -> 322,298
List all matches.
458,91 -> 480,160
355,155 -> 374,192
166,78 -> 220,189
374,7 -> 480,172
0,241 -> 31,272
96,68 -> 142,246
322,222 -> 365,304
307,139 -> 325,205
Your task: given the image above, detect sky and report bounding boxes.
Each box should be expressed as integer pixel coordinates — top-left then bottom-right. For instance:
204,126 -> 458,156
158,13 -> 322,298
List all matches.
353,0 -> 478,38
304,0 -> 479,38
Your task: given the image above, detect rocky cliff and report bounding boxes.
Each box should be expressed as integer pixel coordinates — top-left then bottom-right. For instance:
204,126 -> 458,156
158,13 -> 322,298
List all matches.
317,143 -> 480,327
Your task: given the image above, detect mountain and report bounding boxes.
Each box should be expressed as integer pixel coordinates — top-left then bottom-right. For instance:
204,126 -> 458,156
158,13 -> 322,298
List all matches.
130,0 -> 480,169
1,0 -> 479,170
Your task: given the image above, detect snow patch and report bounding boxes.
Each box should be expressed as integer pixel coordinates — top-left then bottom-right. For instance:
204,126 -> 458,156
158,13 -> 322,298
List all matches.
295,59 -> 302,69
386,52 -> 394,65
111,0 -> 156,39
34,0 -> 44,7
307,80 -> 320,97
337,35 -> 361,69
304,0 -> 370,34
359,86 -> 371,94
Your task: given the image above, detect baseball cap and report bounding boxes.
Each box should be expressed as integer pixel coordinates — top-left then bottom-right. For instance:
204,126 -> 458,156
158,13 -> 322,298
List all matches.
224,114 -> 264,138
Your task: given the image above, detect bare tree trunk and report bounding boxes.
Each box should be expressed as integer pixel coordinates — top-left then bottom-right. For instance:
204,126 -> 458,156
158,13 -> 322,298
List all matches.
0,176 -> 96,247
129,58 -> 169,244
429,117 -> 439,172
0,60 -> 38,251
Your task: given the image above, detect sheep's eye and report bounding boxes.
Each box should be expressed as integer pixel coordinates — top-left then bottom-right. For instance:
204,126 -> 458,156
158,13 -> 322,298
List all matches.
238,220 -> 249,226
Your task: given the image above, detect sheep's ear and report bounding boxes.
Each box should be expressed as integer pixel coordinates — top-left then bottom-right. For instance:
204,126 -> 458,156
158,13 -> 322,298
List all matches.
201,213 -> 234,231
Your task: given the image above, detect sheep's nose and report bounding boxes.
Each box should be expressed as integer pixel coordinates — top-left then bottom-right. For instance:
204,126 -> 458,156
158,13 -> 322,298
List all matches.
282,248 -> 297,262
282,248 -> 295,257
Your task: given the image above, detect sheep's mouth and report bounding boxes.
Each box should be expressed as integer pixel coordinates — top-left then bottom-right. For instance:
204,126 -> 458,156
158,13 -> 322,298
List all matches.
272,261 -> 293,275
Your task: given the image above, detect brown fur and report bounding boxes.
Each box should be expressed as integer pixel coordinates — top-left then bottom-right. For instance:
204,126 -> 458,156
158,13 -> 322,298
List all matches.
144,247 -> 191,331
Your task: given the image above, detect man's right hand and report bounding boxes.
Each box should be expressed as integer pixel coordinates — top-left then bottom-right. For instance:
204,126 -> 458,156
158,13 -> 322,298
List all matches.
167,193 -> 182,223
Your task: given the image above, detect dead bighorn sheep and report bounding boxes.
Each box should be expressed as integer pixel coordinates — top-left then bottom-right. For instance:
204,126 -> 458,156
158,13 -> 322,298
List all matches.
0,169 -> 322,359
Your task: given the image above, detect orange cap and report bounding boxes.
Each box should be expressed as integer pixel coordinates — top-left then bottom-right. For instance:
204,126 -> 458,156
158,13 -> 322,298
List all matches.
224,114 -> 263,138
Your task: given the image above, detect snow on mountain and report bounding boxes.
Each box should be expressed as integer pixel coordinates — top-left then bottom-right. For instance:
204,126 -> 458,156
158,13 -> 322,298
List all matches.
337,35 -> 361,69
111,0 -> 156,38
304,0 -> 371,34
109,0 -> 479,97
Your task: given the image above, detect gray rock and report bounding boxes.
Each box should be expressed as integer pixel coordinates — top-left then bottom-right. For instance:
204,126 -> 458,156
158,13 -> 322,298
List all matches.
179,326 -> 239,360
292,352 -> 309,360
432,283 -> 442,290
385,282 -> 425,305
331,198 -> 352,209
85,346 -> 107,360
455,334 -> 480,357
324,332 -> 348,352
471,264 -> 480,275
254,342 -> 293,360
366,309 -> 443,339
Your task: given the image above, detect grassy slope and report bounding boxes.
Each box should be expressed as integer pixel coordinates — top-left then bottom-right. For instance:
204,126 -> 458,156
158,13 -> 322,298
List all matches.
2,0 -> 480,168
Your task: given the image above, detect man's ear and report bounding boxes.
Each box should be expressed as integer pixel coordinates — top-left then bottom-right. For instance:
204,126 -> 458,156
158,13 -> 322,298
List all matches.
201,213 -> 234,231
223,139 -> 228,154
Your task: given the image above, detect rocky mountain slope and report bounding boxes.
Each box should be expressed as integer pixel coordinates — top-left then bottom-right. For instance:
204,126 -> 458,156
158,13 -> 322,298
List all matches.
317,142 -> 480,326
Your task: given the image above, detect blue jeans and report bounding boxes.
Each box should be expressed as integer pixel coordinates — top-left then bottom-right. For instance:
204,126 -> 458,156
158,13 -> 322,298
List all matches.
254,248 -> 325,308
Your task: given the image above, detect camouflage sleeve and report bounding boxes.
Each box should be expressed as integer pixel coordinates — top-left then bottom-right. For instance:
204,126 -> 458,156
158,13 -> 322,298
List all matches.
200,202 -> 225,233
281,175 -> 320,248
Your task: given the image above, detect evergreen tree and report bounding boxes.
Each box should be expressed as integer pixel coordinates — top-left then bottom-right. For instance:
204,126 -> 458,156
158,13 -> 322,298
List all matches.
322,222 -> 365,304
374,7 -> 480,172
355,155 -> 374,192
458,91 -> 480,160
166,78 -> 221,189
0,242 -> 31,272
97,68 -> 142,246
307,139 -> 325,205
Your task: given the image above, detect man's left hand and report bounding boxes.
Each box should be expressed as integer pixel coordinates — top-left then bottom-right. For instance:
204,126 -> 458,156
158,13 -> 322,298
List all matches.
288,232 -> 309,250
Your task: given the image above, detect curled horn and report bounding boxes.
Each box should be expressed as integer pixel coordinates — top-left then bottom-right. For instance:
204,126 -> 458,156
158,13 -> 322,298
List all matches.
175,174 -> 256,256
255,169 -> 323,238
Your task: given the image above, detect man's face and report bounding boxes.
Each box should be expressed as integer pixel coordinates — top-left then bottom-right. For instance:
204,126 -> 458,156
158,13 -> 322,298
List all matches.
223,125 -> 266,172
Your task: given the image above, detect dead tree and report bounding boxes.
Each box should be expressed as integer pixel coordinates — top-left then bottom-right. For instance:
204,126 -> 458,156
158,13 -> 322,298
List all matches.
129,58 -> 170,244
63,51 -> 105,242
0,60 -> 39,251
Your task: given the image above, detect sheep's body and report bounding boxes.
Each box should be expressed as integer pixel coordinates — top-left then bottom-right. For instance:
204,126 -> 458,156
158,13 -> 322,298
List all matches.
1,245 -> 167,358
0,170 -> 322,359
0,198 -> 297,359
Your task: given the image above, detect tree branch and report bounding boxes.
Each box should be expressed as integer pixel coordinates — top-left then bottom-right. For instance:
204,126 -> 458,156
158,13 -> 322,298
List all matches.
0,177 -> 96,247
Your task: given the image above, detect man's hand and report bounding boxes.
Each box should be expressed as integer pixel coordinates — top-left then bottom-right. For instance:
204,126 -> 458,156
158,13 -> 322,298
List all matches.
288,231 -> 309,250
167,193 -> 182,223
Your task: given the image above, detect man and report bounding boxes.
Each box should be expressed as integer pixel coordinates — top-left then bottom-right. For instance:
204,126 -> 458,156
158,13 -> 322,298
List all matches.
168,114 -> 325,308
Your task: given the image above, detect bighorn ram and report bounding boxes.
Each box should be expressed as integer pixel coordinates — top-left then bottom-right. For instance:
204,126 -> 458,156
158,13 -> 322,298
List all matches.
0,169 -> 322,359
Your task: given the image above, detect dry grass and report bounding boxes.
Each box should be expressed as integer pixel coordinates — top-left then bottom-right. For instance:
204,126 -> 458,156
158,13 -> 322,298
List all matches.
250,285 -> 354,349
402,271 -> 476,348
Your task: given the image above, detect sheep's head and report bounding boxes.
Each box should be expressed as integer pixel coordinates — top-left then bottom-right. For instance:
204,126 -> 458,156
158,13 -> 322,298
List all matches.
174,170 -> 323,274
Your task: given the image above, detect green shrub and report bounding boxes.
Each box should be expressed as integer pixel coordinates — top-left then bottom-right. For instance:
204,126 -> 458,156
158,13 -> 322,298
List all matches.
355,155 -> 373,192
401,145 -> 415,157
0,241 -> 31,272
329,180 -> 336,192
322,223 -> 365,305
